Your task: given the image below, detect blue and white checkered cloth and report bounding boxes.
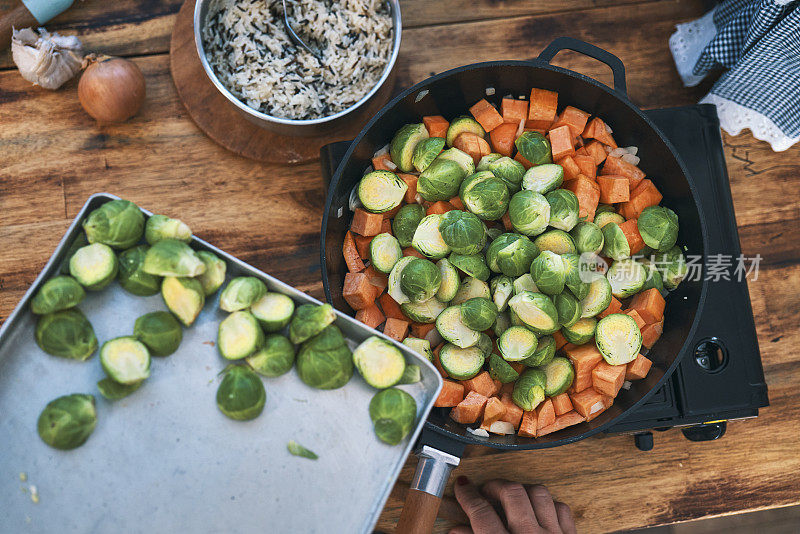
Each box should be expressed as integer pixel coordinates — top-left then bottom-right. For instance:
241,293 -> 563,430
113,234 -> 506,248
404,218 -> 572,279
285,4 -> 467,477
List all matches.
670,0 -> 800,151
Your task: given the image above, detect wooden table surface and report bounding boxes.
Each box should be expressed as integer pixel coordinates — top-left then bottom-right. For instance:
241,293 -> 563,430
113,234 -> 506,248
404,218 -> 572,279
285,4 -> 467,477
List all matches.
1,1 -> 798,532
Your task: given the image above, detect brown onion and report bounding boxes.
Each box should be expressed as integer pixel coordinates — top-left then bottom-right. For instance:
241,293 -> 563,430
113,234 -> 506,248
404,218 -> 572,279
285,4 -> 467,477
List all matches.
78,55 -> 146,123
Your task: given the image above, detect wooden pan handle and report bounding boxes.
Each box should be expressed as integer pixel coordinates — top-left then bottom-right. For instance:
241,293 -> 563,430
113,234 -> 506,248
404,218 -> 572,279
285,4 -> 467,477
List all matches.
396,445 -> 461,534
396,489 -> 444,534
0,4 -> 37,51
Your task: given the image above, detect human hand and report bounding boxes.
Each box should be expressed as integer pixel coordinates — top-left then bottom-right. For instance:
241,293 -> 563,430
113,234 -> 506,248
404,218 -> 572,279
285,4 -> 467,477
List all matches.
450,477 -> 577,534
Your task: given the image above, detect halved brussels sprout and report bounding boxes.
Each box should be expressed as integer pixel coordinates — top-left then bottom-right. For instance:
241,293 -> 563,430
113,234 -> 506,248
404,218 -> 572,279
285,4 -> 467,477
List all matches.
601,223 -> 631,261
570,222 -> 604,255
296,324 -> 353,389
515,131 -> 552,166
402,337 -> 434,361
607,259 -> 647,299
476,332 -> 494,357
554,291 -> 581,328
216,365 -> 266,421
580,277 -> 613,318
70,243 -> 118,290
594,210 -> 626,229
436,258 -> 460,302
530,250 -> 567,295
439,343 -> 484,379
412,214 -> 451,259
218,311 -> 264,360
37,394 -> 96,450
446,116 -> 485,147
487,156 -> 526,193
656,246 -> 687,290
459,171 -> 510,221
161,276 -> 205,326
638,258 -> 665,292
490,275 -> 513,312
437,147 -> 476,176
508,291 -> 560,335
545,189 -> 580,231
145,214 -> 192,245
196,251 -> 227,296
492,311 -> 511,337
595,204 -> 616,215
83,199 -> 144,249
401,297 -> 447,324
412,136 -> 445,173
100,336 -> 151,385
251,292 -> 295,332
489,353 -> 520,383
393,204 -> 427,248
398,364 -> 421,384
561,253 -> 590,301
449,253 -> 490,282
512,368 -> 546,411
35,308 -> 97,361
219,276 -> 268,312
498,325 -> 538,362
134,311 -> 182,356
542,357 -> 575,396
247,334 -> 295,377
438,210 -> 486,255
460,297 -> 498,331
486,233 -> 539,277
513,273 -> 538,294
477,153 -> 503,171
358,171 -> 408,213
400,258 -> 442,303
370,233 -> 403,274
595,313 -> 642,366
435,306 -> 480,348
450,277 -> 490,306
523,334 -> 555,367
533,229 -> 577,255
353,336 -> 407,389
143,239 -> 206,277
522,163 -> 564,194
289,303 -> 336,344
638,206 -> 679,251
287,440 -> 318,459
508,190 -> 550,236
417,158 -> 465,202
509,307 -> 525,327
60,233 -> 88,275
388,256 -> 416,304
97,378 -> 142,401
118,245 -> 161,296
391,123 -> 429,172
562,317 -> 597,345
369,388 -> 417,445
31,276 -> 85,315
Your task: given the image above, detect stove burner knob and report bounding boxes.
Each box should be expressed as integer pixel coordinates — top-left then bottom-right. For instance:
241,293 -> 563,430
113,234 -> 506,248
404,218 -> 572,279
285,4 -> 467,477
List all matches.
682,422 -> 727,442
634,432 -> 654,451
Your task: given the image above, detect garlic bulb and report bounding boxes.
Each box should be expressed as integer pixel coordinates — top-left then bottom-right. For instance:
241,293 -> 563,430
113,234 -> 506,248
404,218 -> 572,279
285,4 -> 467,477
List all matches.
11,27 -> 83,90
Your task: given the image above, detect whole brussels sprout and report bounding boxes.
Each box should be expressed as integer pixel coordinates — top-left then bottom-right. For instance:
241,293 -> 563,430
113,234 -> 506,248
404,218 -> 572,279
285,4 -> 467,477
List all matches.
296,325 -> 353,389
219,276 -> 268,312
487,156 -> 526,193
512,368 -> 547,411
37,394 -> 97,450
638,206 -> 679,251
100,336 -> 151,385
449,253 -> 490,282
533,229 -> 577,255
562,253 -> 590,301
369,388 -> 417,445
134,311 -> 182,356
358,170 -> 408,213
438,210 -> 486,255
118,245 -> 161,296
656,246 -> 688,290
97,378 -> 142,401
353,336 -> 407,389
530,250 -> 567,295
216,365 -> 266,421
523,334 -> 556,367
570,222 -> 604,255
289,303 -> 336,344
35,308 -> 97,361
393,204 -> 426,248
515,131 -> 552,166
70,243 -> 118,291
508,190 -> 550,236
522,163 -> 564,194
459,171 -> 510,221
247,334 -> 295,377
369,233 -> 402,274
251,292 -> 295,332
476,153 -> 503,171
412,214 -> 451,260
412,136 -> 445,173
196,251 -> 227,296
554,291 -> 581,328
391,123 -> 429,172
601,223 -> 631,261
143,239 -> 206,277
508,291 -> 560,335
145,214 -> 192,245
460,297 -> 498,331
83,199 -> 144,249
490,275 -> 513,312
436,258 -> 461,302
31,276 -> 85,315
161,276 -> 205,326
486,233 -> 538,277
417,158 -> 465,201
545,189 -> 580,231
400,258 -> 442,303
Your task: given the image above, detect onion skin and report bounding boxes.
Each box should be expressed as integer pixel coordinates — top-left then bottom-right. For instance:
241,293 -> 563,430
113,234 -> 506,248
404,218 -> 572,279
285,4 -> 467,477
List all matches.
78,56 -> 146,123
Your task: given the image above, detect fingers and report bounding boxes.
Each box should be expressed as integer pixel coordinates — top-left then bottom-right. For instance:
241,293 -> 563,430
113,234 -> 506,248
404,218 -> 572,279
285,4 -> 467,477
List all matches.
453,477 -> 509,534
448,527 -> 474,534
481,479 -> 539,534
555,501 -> 577,534
526,484 -> 560,532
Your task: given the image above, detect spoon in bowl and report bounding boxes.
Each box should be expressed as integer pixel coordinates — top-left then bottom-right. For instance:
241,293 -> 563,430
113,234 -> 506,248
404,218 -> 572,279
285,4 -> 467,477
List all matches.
281,0 -> 323,62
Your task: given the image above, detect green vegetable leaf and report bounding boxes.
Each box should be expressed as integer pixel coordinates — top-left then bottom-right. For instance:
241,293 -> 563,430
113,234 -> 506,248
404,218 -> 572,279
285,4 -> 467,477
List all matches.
287,440 -> 318,460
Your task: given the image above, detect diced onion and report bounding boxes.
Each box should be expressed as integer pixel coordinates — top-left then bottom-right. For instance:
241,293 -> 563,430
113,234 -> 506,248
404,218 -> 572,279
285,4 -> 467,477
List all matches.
414,89 -> 429,103
349,184 -> 362,212
624,146 -> 638,156
373,144 -> 389,157
384,159 -> 398,171
589,402 -> 605,415
425,328 -> 444,348
605,123 -> 613,134
622,380 -> 632,390
503,94 -> 514,100
489,421 -> 516,435
485,87 -> 496,96
467,427 -> 490,438
621,154 -> 640,166
604,145 -> 613,154
609,147 -> 627,158
516,118 -> 525,138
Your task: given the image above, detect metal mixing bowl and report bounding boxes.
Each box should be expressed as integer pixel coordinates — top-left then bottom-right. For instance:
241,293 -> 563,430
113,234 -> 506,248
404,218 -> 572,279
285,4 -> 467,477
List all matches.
193,0 -> 402,137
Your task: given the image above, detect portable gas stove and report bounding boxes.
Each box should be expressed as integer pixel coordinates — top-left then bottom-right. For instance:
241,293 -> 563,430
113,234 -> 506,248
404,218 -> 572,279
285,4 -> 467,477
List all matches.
320,104 -> 768,451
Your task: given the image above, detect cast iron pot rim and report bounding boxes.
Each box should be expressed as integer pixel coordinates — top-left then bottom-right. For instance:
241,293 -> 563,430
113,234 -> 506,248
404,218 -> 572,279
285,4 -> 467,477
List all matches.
321,58 -> 710,450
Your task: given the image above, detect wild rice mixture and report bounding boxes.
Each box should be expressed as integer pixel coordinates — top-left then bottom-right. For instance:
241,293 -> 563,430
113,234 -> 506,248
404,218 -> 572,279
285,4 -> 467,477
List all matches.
202,0 -> 393,120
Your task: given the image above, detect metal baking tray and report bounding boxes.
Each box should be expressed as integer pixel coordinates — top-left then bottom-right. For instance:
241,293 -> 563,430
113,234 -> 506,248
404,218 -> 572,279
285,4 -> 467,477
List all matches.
0,193 -> 442,534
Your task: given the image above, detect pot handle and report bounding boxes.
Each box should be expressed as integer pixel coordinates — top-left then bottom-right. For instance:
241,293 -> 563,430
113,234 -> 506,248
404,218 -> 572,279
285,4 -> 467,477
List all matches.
537,37 -> 628,97
396,445 -> 461,534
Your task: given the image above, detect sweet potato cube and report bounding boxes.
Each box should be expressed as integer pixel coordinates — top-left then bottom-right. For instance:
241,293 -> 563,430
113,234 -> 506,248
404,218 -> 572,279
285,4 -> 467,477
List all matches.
372,153 -> 395,171
551,393 -> 573,416
351,208 -> 383,236
601,156 -> 645,188
528,88 -> 558,124
641,318 -> 664,349
547,125 -> 575,161
565,344 -> 604,374
500,393 -> 524,428
449,196 -> 465,210
629,288 -> 666,324
582,117 -> 617,148
383,317 -> 409,342
432,343 -> 448,379
501,98 -> 529,124
355,302 -> 385,329
624,309 -> 647,330
574,154 -> 597,179
619,179 -> 662,220
403,247 -> 425,259
423,115 -> 449,138
570,388 -> 604,419
410,322 -> 436,340
490,122 -> 518,157
514,152 -> 533,169
568,372 -> 593,394
380,218 -> 392,235
536,398 -> 556,429
586,395 -> 614,421
470,98 -> 504,132
557,155 -> 582,181
462,371 -> 496,398
435,380 -> 465,407
597,296 -> 623,319
554,106 -> 590,138
618,218 -> 645,255
563,175 -> 600,222
343,272 -> 378,310
482,397 -> 507,426
518,410 -> 538,438
343,231 -> 366,273
450,391 -> 489,424
584,140 -> 608,165
592,362 -> 627,397
427,201 -> 455,216
378,292 -> 405,320
626,354 -> 653,380
398,173 -> 418,204
537,411 -> 586,436
553,330 -> 568,350
364,265 -> 388,293
353,234 -> 372,260
596,175 -> 630,204
454,132 -> 491,165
